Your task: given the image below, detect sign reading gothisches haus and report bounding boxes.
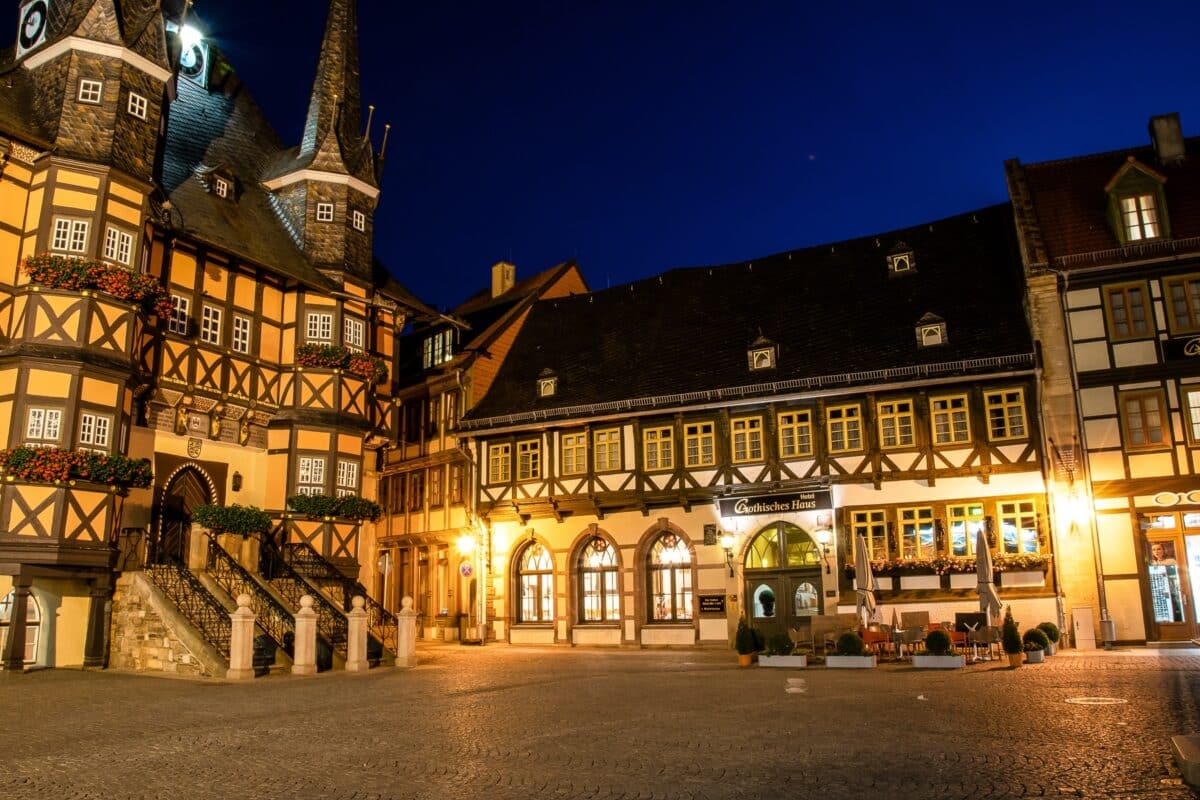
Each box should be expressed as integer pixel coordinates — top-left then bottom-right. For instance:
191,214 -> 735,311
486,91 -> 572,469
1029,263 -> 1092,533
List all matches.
717,490 -> 832,517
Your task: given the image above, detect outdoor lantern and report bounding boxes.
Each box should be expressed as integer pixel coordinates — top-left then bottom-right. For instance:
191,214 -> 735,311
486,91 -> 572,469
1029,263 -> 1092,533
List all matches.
720,533 -> 736,577
816,528 -> 833,574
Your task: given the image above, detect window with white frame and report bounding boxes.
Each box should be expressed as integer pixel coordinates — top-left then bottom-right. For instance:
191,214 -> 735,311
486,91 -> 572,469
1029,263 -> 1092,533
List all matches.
78,412 -> 111,452
826,404 -> 862,453
948,503 -> 985,557
77,79 -> 102,104
684,422 -> 715,467
1120,193 -> 1160,241
899,506 -> 934,559
352,210 -> 366,231
593,428 -> 620,471
297,456 -> 326,495
931,395 -> 970,444
103,227 -> 134,265
488,443 -> 511,484
316,202 -> 334,222
213,177 -> 229,198
852,510 -> 888,560
306,311 -> 333,342
232,315 -> 251,354
25,408 -> 62,445
984,389 -> 1027,440
0,591 -> 41,666
561,432 -> 587,475
517,440 -> 541,481
643,426 -> 673,471
168,294 -> 190,335
52,218 -> 89,253
336,460 -> 359,497
998,500 -> 1039,554
877,399 -> 915,448
200,305 -> 222,345
343,317 -> 364,351
127,92 -> 147,119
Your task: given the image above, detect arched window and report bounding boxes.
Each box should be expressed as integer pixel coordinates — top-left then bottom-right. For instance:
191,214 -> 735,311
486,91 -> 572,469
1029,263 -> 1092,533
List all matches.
516,543 -> 554,623
0,591 -> 41,665
578,536 -> 619,622
648,532 -> 692,622
744,521 -> 821,569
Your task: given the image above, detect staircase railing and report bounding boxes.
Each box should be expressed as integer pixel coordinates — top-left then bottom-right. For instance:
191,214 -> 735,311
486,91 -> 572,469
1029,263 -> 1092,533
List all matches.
279,534 -> 397,654
204,537 -> 304,663
145,564 -> 232,659
259,540 -> 349,658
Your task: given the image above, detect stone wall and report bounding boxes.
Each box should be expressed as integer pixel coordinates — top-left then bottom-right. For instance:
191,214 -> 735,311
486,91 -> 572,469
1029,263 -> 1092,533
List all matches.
109,572 -> 225,678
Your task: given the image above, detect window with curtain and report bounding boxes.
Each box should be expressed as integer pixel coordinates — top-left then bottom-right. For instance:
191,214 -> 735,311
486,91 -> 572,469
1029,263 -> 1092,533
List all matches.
648,533 -> 692,622
578,537 -> 619,623
517,543 -> 554,623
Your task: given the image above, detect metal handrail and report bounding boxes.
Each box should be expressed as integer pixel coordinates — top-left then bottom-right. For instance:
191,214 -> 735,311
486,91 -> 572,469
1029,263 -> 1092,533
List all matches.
259,541 -> 349,656
281,536 -> 397,654
204,537 -> 296,656
145,564 -> 232,658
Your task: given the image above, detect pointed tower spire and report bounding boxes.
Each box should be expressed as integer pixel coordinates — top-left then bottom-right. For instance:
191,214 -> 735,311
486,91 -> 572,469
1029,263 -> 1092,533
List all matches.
299,0 -> 370,181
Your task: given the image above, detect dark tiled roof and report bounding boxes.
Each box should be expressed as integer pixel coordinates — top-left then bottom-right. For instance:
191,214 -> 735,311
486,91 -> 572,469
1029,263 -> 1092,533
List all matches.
466,205 -> 1033,423
0,61 -> 51,146
1019,136 -> 1200,265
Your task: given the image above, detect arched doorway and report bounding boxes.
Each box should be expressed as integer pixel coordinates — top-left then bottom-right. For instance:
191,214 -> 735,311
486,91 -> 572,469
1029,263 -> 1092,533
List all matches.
743,521 -> 823,642
156,467 -> 214,565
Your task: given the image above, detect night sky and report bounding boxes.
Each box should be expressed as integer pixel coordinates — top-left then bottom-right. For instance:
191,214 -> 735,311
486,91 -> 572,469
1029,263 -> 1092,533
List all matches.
191,1 -> 1200,310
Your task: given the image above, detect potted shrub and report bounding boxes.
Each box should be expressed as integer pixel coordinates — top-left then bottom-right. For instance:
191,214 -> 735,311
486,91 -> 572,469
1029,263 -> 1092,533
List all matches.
912,627 -> 965,669
826,631 -> 876,669
734,618 -> 757,667
759,632 -> 807,668
1022,627 -> 1050,664
1037,621 -> 1061,655
1001,606 -> 1023,668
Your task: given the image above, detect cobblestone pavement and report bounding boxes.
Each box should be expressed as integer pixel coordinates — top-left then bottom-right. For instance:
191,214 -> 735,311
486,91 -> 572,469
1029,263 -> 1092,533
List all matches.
2,645 -> 1199,800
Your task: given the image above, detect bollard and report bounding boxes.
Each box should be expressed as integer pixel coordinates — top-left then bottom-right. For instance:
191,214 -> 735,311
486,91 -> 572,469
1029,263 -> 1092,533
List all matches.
345,596 -> 370,672
395,596 -> 418,668
226,594 -> 256,680
292,595 -> 317,676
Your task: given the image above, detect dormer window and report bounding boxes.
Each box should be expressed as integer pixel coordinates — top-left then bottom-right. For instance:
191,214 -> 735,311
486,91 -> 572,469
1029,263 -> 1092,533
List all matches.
352,210 -> 366,232
747,335 -> 777,371
421,329 -> 454,369
127,92 -> 148,120
1120,193 -> 1160,241
915,313 -> 947,348
887,243 -> 916,276
1105,157 -> 1169,245
213,177 -> 230,198
316,203 -> 334,222
537,369 -> 558,398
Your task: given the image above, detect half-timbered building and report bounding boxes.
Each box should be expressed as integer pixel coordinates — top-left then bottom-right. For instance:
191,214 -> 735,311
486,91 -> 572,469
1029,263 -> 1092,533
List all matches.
459,205 -> 1061,648
0,0 -> 433,672
375,260 -> 587,640
1008,113 -> 1200,646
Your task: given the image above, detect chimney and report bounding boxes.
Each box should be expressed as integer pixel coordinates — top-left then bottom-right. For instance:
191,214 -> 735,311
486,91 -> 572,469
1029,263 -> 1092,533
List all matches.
1150,113 -> 1186,165
491,261 -> 516,298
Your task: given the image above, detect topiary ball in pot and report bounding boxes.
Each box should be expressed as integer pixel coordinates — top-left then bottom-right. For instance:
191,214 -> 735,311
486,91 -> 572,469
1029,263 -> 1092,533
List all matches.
1022,627 -> 1050,651
765,632 -> 794,656
924,628 -> 953,656
835,631 -> 865,656
734,618 -> 756,655
1036,621 -> 1061,644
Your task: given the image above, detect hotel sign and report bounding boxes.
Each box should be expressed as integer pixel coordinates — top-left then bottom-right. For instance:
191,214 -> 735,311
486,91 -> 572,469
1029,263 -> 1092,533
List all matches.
718,490 -> 832,517
1161,335 -> 1200,362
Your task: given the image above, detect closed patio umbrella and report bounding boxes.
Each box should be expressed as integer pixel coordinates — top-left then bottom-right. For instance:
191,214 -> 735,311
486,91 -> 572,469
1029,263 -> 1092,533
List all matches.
976,528 -> 1001,625
855,534 -> 877,627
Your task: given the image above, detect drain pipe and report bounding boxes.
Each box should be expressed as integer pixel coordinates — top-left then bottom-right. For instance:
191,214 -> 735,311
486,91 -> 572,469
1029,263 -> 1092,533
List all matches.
1050,266 -> 1112,646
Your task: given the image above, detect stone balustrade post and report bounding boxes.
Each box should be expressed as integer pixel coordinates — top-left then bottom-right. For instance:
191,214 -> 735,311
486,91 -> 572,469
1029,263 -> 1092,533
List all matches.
292,595 -> 317,676
395,596 -> 417,668
345,596 -> 369,672
226,593 -> 256,680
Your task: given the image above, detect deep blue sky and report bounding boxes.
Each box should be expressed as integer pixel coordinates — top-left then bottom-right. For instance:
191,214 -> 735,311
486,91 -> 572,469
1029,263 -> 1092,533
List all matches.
196,1 -> 1200,310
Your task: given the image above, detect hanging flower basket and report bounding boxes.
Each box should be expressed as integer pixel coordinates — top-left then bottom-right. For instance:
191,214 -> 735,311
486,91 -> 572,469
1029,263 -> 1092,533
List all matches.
295,344 -> 388,384
0,446 -> 152,489
22,254 -> 174,319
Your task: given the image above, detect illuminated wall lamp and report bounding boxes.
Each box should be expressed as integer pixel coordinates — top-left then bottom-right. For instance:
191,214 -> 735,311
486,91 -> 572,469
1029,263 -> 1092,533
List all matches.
816,528 -> 833,574
720,532 -> 736,577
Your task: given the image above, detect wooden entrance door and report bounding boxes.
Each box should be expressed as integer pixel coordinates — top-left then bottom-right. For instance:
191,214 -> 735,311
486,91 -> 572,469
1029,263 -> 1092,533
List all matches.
157,469 -> 212,565
1146,531 -> 1193,641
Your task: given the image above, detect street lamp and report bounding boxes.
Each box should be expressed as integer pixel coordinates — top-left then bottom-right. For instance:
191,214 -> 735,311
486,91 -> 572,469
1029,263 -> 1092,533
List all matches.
720,532 -> 736,577
816,528 -> 833,575
456,528 -> 486,645
376,550 -> 392,611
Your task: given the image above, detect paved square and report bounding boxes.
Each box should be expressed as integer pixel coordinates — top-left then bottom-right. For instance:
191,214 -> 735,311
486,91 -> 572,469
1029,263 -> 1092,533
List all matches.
2,646 -> 1198,799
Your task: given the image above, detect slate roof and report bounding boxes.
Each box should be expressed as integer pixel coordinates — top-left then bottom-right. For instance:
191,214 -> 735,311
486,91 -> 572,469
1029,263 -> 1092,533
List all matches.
464,204 -> 1033,426
1015,135 -> 1200,268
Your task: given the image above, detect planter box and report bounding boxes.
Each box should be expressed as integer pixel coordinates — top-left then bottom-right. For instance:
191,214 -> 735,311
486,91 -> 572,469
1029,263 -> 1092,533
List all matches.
1045,642 -> 1058,656
999,570 -> 1045,587
899,574 -> 940,591
826,655 -> 876,669
1025,649 -> 1045,664
949,573 -> 978,589
759,654 -> 808,668
912,654 -> 966,669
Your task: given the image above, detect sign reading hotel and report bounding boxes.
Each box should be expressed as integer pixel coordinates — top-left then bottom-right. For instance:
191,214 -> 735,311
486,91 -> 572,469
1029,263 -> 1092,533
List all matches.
718,490 -> 832,517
